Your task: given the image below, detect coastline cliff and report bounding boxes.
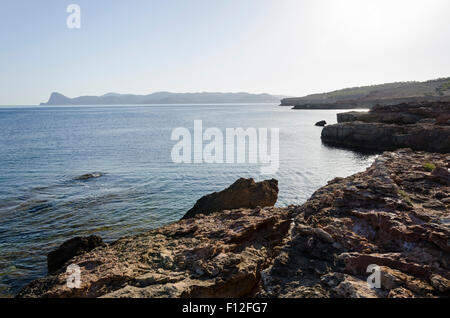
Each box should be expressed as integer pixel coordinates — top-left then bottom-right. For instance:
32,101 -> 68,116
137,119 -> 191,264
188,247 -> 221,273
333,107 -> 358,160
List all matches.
321,101 -> 450,153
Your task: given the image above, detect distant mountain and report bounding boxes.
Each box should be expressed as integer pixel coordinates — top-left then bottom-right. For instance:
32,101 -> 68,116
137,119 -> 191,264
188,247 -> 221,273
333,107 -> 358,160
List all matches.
40,92 -> 288,106
281,77 -> 450,108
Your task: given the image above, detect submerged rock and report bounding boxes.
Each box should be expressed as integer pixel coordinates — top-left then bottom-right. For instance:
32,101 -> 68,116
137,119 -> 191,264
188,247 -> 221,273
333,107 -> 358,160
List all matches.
74,173 -> 104,181
17,150 -> 450,298
182,178 -> 278,219
47,236 -> 106,273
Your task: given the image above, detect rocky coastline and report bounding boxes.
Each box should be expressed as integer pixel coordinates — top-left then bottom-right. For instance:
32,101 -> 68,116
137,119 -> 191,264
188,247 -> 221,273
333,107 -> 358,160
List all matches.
321,101 -> 450,153
18,149 -> 449,298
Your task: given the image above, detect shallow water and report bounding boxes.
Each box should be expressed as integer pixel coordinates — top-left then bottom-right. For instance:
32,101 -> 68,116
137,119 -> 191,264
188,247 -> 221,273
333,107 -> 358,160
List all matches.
0,104 -> 376,295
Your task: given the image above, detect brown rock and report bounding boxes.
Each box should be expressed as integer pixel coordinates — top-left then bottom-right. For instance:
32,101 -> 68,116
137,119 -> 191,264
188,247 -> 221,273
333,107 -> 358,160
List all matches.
47,236 -> 106,274
430,274 -> 450,293
388,288 -> 415,298
18,207 -> 292,298
182,178 -> 278,219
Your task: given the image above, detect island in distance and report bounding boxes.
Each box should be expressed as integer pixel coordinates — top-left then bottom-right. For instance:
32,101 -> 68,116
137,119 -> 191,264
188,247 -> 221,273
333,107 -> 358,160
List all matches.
40,91 -> 289,106
281,77 -> 450,109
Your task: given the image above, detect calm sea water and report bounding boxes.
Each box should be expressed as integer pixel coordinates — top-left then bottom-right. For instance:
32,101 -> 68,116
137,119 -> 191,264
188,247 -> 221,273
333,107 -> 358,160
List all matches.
0,104 -> 376,296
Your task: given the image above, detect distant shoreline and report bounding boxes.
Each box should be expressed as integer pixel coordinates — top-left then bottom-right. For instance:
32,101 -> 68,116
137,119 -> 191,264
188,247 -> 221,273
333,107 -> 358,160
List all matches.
40,92 -> 289,106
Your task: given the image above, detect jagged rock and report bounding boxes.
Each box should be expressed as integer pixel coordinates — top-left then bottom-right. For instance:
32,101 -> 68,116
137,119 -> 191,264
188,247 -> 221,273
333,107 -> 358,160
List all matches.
17,150 -> 450,298
315,120 -> 327,127
431,167 -> 450,185
322,101 -> 450,153
430,274 -> 450,293
18,207 -> 292,298
333,275 -> 381,298
388,287 -> 415,298
47,236 -> 106,273
182,178 -> 278,219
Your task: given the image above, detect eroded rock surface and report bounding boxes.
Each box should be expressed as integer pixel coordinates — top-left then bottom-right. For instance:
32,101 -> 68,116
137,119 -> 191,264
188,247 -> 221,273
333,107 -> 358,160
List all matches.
18,150 -> 449,298
258,149 -> 449,298
18,207 -> 292,298
182,178 -> 278,219
74,172 -> 104,181
322,101 -> 450,153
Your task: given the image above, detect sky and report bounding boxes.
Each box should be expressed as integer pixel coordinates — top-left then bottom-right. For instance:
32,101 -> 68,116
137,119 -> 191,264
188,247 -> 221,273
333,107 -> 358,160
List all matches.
1,0 -> 450,105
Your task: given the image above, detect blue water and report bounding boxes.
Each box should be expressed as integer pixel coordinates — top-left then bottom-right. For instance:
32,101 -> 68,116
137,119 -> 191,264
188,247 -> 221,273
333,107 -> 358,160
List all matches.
0,104 -> 376,296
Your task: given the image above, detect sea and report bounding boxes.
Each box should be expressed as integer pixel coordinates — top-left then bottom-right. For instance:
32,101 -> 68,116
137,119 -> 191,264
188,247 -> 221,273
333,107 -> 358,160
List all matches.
0,103 -> 376,296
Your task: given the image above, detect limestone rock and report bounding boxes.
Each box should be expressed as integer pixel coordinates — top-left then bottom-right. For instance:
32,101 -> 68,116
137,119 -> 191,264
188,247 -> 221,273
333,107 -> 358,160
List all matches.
322,101 -> 450,153
259,149 -> 450,298
315,120 -> 327,127
18,150 -> 450,298
47,236 -> 106,273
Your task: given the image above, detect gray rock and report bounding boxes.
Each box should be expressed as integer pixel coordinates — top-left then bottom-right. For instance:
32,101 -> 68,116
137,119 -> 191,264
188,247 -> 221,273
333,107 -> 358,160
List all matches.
47,236 -> 106,273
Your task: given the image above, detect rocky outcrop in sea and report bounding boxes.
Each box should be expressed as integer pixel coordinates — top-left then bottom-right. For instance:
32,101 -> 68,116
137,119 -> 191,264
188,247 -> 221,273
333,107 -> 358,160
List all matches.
321,101 -> 450,153
17,149 -> 449,298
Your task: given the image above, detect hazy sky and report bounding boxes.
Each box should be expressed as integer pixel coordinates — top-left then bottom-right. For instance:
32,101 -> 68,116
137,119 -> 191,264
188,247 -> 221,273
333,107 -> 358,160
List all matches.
1,0 -> 450,105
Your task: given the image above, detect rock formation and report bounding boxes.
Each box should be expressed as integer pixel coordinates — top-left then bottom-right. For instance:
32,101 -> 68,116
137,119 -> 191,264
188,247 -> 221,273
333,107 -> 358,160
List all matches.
47,236 -> 105,274
74,172 -> 104,181
322,101 -> 450,153
281,77 -> 450,107
17,150 -> 450,298
258,149 -> 449,298
182,178 -> 278,219
315,121 -> 327,127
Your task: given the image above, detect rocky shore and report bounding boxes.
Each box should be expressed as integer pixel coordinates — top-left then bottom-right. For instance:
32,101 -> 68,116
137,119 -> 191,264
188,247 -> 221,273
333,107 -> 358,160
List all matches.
321,101 -> 450,153
18,149 -> 449,298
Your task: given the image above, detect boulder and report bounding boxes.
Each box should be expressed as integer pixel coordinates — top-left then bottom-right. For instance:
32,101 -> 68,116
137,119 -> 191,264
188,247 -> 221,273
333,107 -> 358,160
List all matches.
182,178 -> 278,219
47,236 -> 106,273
